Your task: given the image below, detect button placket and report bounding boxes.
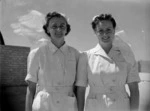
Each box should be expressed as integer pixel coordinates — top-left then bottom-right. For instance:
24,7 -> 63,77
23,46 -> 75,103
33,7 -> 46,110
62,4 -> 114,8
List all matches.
57,50 -> 66,85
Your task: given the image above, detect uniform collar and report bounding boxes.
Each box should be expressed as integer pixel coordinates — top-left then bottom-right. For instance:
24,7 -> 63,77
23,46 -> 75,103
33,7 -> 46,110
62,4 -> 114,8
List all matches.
93,44 -> 111,60
48,40 -> 68,54
92,44 -> 121,61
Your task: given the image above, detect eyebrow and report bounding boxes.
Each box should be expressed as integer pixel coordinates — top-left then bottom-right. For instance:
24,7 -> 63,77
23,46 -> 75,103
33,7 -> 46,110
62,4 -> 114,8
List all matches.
51,23 -> 66,25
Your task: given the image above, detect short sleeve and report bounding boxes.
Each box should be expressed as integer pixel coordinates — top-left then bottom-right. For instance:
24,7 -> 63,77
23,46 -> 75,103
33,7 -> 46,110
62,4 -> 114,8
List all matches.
75,52 -> 88,87
126,59 -> 141,83
25,48 -> 40,83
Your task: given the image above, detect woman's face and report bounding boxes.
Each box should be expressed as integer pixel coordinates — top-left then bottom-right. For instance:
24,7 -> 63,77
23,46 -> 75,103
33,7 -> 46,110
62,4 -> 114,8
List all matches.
95,20 -> 115,48
47,16 -> 67,39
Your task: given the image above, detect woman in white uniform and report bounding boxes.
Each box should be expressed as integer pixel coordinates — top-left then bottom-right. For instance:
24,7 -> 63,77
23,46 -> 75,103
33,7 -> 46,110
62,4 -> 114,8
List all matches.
76,14 -> 140,111
25,12 -> 79,111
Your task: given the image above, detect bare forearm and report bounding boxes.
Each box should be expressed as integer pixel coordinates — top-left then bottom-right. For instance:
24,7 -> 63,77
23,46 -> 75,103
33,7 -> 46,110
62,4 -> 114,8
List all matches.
25,86 -> 36,111
130,91 -> 139,111
25,93 -> 34,111
128,82 -> 140,111
77,86 -> 86,111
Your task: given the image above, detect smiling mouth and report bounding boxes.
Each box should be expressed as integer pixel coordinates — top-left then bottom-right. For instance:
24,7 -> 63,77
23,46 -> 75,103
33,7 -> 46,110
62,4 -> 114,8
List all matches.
55,33 -> 63,36
102,37 -> 110,42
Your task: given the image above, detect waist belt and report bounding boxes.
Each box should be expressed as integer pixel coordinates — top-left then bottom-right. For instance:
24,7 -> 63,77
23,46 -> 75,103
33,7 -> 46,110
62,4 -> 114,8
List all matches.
88,86 -> 128,100
38,86 -> 73,93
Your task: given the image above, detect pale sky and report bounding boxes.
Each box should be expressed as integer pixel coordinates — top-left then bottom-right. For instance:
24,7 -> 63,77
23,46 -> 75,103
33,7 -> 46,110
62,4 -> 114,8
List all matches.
1,0 -> 150,61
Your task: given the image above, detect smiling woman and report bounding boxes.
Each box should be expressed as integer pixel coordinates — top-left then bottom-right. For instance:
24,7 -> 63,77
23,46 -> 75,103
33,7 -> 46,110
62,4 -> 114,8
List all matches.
76,13 -> 140,111
42,12 -> 70,48
92,14 -> 116,54
25,11 -> 80,111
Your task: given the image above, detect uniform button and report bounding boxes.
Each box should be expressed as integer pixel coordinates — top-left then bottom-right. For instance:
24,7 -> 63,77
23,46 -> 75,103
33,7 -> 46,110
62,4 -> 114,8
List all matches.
110,88 -> 113,91
112,79 -> 116,82
112,98 -> 116,102
109,86 -> 115,91
55,87 -> 59,90
58,82 -> 62,85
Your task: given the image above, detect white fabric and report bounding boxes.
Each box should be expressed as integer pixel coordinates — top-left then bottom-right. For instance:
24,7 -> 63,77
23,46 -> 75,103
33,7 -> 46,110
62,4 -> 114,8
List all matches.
76,41 -> 140,111
25,39 -> 79,111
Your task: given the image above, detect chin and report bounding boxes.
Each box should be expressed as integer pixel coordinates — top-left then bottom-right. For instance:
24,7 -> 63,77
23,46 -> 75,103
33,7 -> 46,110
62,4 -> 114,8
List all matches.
101,41 -> 112,46
55,35 -> 64,38
102,40 -> 111,43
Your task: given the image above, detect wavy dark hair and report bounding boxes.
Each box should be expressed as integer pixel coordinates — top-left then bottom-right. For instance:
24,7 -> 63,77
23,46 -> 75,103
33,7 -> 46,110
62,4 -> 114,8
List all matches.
91,14 -> 116,31
43,11 -> 71,37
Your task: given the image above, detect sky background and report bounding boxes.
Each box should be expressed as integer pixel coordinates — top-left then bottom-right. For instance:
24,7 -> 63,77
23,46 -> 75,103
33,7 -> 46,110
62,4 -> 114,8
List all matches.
0,0 -> 150,61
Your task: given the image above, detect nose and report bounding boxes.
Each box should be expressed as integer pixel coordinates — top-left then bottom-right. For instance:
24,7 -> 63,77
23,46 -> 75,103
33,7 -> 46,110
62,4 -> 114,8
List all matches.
103,33 -> 107,36
56,27 -> 61,31
102,33 -> 108,37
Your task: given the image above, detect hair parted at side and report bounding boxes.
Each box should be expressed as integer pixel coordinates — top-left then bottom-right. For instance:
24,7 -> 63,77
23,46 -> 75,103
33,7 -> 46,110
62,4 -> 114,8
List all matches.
91,14 -> 116,31
43,11 -> 71,37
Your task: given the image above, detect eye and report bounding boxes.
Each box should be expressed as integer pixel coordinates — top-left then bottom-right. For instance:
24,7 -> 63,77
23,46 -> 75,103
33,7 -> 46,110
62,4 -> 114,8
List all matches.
107,29 -> 111,32
97,30 -> 104,34
60,25 -> 66,29
106,29 -> 113,34
51,25 -> 57,29
60,23 -> 67,29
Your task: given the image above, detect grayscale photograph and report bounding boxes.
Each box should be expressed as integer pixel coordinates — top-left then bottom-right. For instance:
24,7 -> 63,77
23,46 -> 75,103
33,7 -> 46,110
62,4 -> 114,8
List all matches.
0,0 -> 150,111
